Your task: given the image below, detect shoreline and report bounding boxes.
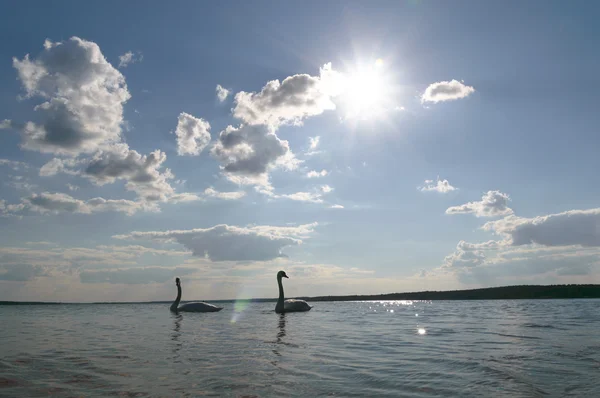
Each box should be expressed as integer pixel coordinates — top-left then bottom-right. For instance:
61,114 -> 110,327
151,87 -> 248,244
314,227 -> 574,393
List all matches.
2,284 -> 599,305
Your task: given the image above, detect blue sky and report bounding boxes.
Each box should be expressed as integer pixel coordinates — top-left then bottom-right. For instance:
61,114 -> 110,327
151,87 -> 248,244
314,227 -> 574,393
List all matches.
1,1 -> 599,302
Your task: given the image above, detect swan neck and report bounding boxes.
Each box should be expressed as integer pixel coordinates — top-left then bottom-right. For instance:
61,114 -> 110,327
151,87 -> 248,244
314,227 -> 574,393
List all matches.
277,276 -> 285,304
170,284 -> 181,312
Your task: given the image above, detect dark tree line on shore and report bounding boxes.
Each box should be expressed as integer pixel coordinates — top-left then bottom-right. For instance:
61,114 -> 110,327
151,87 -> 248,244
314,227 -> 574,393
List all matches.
297,284 -> 600,302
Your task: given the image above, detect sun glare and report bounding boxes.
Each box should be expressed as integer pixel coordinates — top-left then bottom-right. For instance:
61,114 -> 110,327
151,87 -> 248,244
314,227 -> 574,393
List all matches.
341,59 -> 391,120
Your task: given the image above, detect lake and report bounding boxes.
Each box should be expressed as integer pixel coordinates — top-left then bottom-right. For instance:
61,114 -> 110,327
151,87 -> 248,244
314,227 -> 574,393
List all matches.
1,300 -> 599,397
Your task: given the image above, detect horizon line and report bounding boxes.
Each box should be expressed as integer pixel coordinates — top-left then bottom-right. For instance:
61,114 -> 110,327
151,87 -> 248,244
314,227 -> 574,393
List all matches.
1,283 -> 599,305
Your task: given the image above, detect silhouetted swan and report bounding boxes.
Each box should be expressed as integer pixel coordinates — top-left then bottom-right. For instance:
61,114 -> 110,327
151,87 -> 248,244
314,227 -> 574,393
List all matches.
170,278 -> 222,312
275,271 -> 312,313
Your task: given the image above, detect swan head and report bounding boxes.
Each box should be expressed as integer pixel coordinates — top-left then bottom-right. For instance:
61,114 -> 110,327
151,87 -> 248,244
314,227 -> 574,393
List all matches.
277,270 -> 289,279
175,277 -> 181,286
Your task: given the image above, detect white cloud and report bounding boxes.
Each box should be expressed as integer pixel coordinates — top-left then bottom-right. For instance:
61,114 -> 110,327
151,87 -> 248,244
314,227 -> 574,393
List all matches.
0,119 -> 11,129
168,193 -> 202,203
86,197 -> 157,215
442,240 -> 500,268
211,64 -> 342,185
66,183 -> 79,191
39,158 -> 80,176
307,169 -> 328,178
232,63 -> 340,127
211,124 -> 297,186
118,51 -> 142,68
174,112 -> 211,156
278,184 -> 333,204
320,184 -> 334,193
440,239 -> 600,286
446,190 -> 513,217
22,192 -> 155,216
440,207 -> 600,284
0,158 -> 29,171
421,79 -> 475,103
281,192 -> 323,203
83,144 -> 174,202
13,37 -> 130,155
203,187 -> 246,200
419,177 -> 456,193
216,84 -> 230,102
114,223 -> 318,262
25,192 -> 90,214
309,136 -> 320,150
330,204 -> 344,209
483,208 -> 600,247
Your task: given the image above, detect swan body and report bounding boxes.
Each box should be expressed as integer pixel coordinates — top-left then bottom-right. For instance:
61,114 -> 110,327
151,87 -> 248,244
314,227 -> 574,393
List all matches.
283,299 -> 312,312
170,278 -> 223,313
275,271 -> 312,313
176,302 -> 222,312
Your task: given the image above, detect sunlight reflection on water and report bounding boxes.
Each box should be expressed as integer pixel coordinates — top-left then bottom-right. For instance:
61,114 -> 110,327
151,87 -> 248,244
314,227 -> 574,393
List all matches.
1,300 -> 599,397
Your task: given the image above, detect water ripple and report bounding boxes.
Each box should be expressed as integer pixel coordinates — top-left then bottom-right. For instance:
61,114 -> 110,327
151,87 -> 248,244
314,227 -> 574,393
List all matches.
1,300 -> 599,397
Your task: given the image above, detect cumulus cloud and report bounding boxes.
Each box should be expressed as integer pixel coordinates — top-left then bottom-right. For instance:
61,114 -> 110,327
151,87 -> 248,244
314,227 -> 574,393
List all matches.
21,192 -> 154,216
446,190 -> 513,217
174,112 -> 211,156
421,79 -> 475,103
443,240 -> 501,269
118,51 -> 142,68
216,84 -> 230,102
39,158 -> 80,176
83,144 -> 174,201
483,208 -> 600,247
419,177 -> 456,193
211,124 -> 297,186
307,169 -> 328,178
203,187 -> 246,200
114,223 -> 317,262
232,63 -> 340,127
212,64 -> 342,184
13,37 -> 130,155
309,136 -> 320,150
25,192 -> 90,214
441,207 -> 600,283
0,119 -> 11,129
80,266 -> 195,284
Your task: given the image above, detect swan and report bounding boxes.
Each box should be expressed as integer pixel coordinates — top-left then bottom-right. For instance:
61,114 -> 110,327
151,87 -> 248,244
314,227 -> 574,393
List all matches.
275,271 -> 312,313
170,277 -> 223,313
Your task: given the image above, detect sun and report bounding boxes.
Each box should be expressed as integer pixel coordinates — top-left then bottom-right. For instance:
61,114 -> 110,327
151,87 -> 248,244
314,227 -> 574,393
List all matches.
340,59 -> 391,120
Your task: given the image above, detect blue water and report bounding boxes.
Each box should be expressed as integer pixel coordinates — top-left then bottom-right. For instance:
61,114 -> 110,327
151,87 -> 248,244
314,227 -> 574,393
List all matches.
1,300 -> 599,397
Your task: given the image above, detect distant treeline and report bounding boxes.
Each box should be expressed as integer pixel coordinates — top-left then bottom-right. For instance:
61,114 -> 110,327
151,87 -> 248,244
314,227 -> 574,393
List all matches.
1,284 -> 599,305
296,284 -> 600,302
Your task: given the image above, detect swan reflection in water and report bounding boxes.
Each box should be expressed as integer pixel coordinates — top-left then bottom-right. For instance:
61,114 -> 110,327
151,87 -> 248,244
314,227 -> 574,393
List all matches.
171,313 -> 183,362
272,314 -> 286,359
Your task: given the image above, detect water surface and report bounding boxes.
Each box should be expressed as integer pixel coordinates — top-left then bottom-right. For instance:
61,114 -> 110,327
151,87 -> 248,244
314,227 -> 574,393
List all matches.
1,300 -> 599,397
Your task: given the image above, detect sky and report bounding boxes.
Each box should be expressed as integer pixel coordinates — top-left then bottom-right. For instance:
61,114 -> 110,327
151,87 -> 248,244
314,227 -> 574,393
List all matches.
1,0 -> 599,302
